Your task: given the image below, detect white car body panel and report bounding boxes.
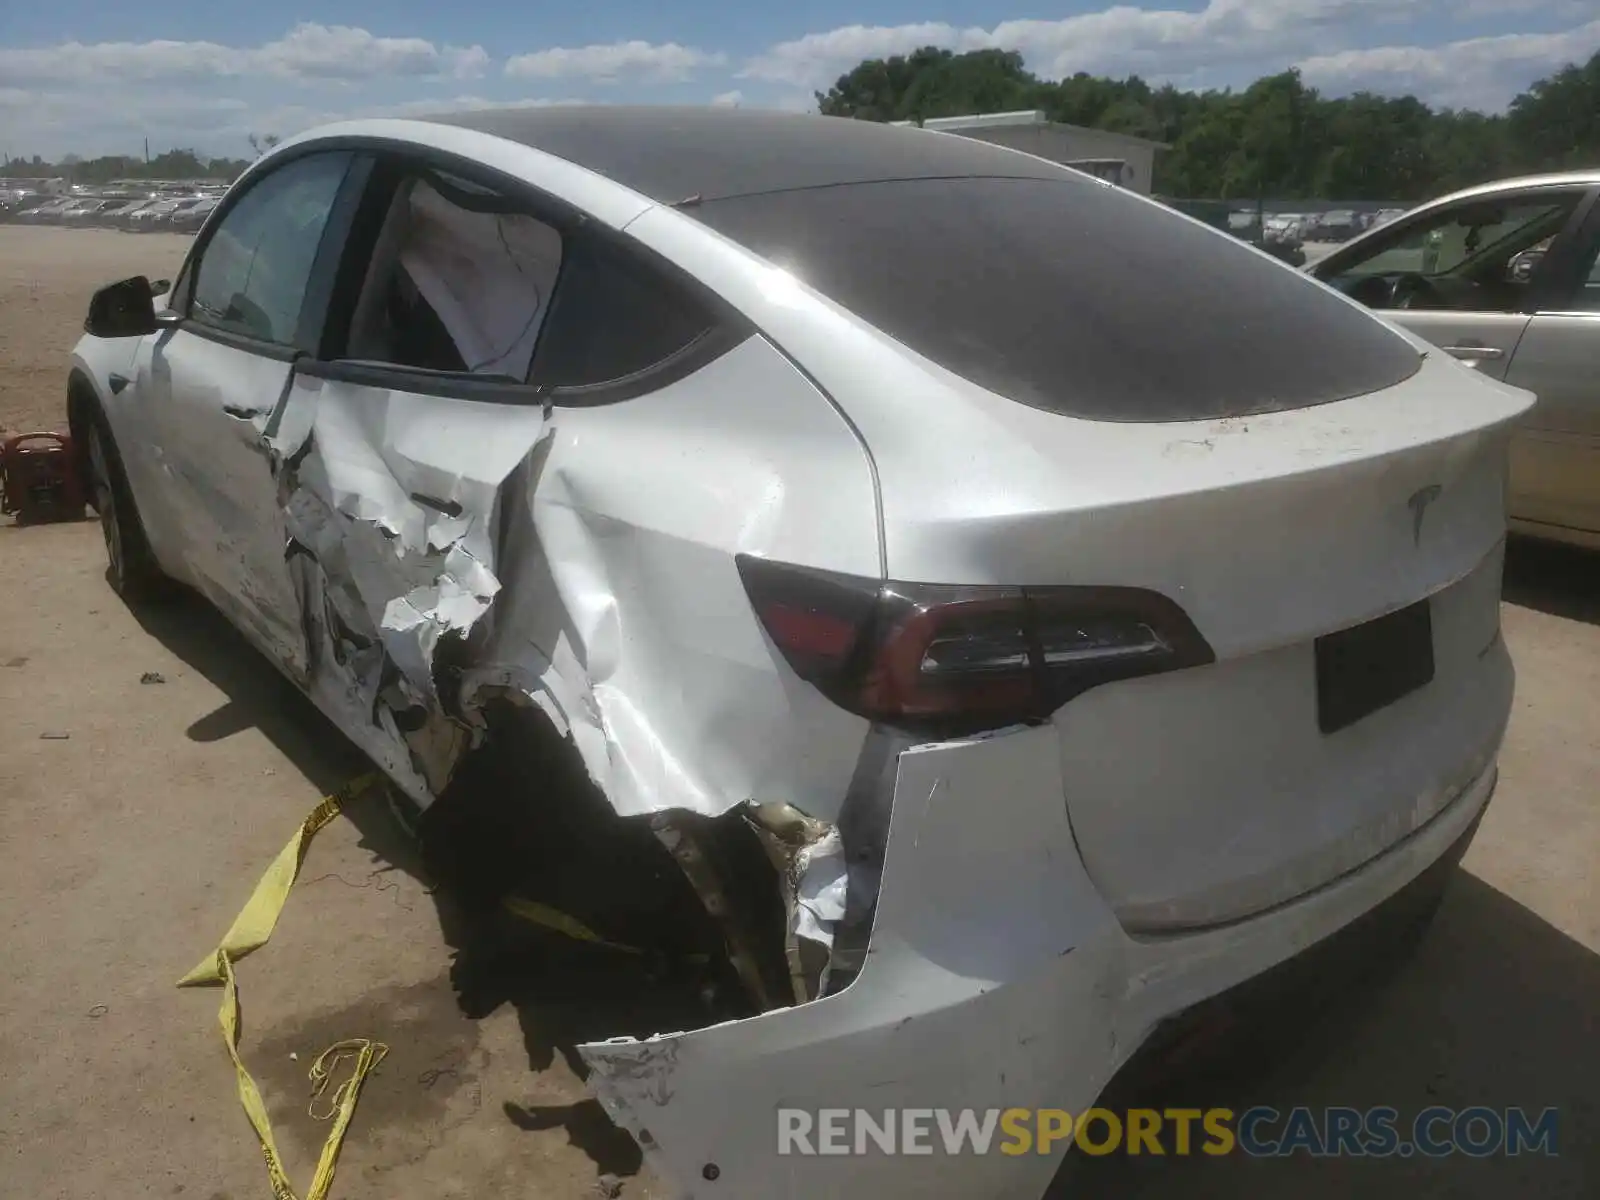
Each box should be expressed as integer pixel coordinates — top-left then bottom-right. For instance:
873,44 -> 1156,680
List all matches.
67,112 -> 1537,1200
249,335 -> 878,817
135,330 -> 307,662
1058,545 -> 1509,928
70,333 -> 143,416
630,197 -> 1528,928
581,725 -> 1498,1199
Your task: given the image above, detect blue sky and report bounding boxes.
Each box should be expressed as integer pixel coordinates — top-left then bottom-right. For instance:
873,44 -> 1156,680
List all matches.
4,1 -> 1599,157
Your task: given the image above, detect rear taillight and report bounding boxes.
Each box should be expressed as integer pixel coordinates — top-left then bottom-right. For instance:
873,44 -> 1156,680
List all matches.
737,556 -> 1214,736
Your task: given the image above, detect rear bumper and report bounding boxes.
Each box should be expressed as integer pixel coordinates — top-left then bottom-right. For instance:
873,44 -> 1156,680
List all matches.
1096,791 -> 1482,1114
578,727 -> 1496,1199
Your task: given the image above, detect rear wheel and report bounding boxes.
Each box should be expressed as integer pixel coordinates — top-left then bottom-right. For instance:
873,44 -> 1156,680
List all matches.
85,416 -> 168,601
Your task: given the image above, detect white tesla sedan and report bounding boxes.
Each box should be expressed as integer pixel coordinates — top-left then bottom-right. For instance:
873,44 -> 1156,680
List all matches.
68,107 -> 1529,1198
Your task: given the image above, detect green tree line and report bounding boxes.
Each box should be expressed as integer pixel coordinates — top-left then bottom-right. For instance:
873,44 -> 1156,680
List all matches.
1,147 -> 254,186
818,47 -> 1600,201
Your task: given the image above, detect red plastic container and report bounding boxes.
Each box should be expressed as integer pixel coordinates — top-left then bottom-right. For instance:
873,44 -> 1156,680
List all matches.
1,432 -> 87,525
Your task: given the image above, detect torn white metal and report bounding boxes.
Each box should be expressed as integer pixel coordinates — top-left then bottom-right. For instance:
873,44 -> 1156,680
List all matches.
578,725 -> 1500,1199
745,803 -> 848,1003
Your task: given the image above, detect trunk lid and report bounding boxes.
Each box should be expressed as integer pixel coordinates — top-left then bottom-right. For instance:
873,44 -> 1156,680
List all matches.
853,350 -> 1531,927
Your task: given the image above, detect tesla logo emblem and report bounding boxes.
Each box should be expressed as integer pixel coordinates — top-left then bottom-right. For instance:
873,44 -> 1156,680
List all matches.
1408,484 -> 1443,546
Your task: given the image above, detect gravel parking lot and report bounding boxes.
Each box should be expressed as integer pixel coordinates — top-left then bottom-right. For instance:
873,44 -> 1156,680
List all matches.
1,225 -> 1595,1199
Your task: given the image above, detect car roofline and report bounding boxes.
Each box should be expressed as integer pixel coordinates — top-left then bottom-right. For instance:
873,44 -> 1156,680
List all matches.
1426,170 -> 1600,207
1321,171 -> 1600,261
254,117 -> 665,234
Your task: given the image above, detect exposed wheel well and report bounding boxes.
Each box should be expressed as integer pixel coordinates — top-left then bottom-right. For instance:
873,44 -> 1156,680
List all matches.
66,371 -> 99,507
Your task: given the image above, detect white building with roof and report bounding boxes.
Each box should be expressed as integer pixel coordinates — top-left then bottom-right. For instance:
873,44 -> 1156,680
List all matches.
891,110 -> 1167,195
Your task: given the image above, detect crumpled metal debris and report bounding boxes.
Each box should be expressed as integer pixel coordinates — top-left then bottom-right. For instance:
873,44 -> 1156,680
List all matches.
240,340 -> 872,1013
745,803 -> 848,1003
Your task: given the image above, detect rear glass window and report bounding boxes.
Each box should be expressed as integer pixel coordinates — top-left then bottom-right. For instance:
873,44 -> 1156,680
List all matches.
530,233 -> 717,392
693,177 -> 1422,422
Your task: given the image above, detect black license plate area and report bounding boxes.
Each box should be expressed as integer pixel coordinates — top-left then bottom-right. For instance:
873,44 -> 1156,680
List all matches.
1315,599 -> 1435,734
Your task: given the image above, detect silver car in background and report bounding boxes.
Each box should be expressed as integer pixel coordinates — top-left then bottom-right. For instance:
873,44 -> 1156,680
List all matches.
1314,171 -> 1600,549
166,196 -> 219,233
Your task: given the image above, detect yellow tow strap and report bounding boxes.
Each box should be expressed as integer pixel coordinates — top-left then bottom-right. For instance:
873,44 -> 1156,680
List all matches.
180,772 -> 695,1199
502,895 -> 646,955
178,773 -> 388,1200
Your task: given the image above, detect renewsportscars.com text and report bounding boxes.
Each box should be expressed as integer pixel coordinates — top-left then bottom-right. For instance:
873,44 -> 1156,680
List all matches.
777,1105 -> 1559,1158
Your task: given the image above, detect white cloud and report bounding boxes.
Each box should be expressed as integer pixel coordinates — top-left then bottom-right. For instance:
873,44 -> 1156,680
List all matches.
741,23 -> 982,87
741,2 -> 1600,109
205,95 -> 589,141
504,40 -> 725,83
249,24 -> 486,80
742,2 -> 1414,88
0,87 -> 259,152
0,23 -> 489,87
0,87 -> 586,157
989,0 -> 1406,82
1299,20 -> 1600,110
0,38 -> 241,85
7,6 -> 1599,156
711,89 -> 744,106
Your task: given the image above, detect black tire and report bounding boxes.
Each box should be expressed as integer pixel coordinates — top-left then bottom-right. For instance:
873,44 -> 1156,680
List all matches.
85,413 -> 169,601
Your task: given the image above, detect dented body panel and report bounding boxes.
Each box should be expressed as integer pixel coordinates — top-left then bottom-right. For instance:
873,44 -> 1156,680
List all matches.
579,726 -> 1499,1199
145,331 -> 309,667
70,109 -> 1534,1200
134,332 -> 881,818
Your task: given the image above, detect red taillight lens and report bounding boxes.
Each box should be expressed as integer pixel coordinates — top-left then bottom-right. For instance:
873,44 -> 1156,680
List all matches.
737,556 -> 1214,736
861,591 -> 1038,723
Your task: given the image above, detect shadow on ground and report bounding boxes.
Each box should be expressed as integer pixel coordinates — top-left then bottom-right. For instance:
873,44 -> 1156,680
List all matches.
1049,870 -> 1599,1199
1503,535 -> 1600,626
126,585 -> 739,1185
129,569 -> 1599,1197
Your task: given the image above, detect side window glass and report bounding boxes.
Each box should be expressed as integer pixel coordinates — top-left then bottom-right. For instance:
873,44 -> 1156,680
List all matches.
529,234 -> 717,392
1551,232 -> 1600,313
343,172 -> 562,378
190,152 -> 352,345
164,261 -> 191,312
1325,192 -> 1580,314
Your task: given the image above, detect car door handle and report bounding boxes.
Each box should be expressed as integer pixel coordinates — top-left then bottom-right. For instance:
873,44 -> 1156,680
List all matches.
1442,344 -> 1504,361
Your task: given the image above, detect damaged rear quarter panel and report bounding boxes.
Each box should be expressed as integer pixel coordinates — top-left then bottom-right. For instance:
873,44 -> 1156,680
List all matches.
579,727 -> 1130,1200
265,332 -> 880,822
475,334 -> 881,822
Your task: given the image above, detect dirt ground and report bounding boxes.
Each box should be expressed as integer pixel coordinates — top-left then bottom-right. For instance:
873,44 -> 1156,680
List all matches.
0,228 -> 190,438
1,225 -> 1596,1199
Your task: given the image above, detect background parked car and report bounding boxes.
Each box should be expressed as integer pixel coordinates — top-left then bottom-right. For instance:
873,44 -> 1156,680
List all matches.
0,189 -> 47,220
147,196 -> 209,229
1311,171 -> 1600,548
39,198 -> 98,225
1161,198 -> 1307,265
61,199 -> 119,224
1311,209 -> 1363,241
105,199 -> 159,228
166,196 -> 219,233
127,199 -> 182,229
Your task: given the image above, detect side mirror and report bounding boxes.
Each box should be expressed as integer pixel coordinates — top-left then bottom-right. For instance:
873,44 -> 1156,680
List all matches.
1508,249 -> 1544,284
85,276 -> 159,338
